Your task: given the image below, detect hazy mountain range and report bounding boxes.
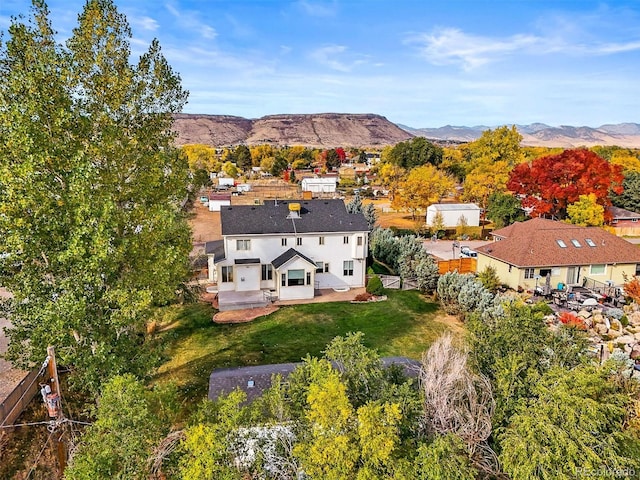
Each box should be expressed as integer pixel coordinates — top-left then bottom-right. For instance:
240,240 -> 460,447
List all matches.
172,113 -> 640,148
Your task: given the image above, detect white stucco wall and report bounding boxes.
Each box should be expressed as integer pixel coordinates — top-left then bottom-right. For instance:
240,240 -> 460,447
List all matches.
224,231 -> 368,291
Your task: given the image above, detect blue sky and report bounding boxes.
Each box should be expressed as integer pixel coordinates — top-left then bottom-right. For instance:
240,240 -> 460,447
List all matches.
2,0 -> 640,127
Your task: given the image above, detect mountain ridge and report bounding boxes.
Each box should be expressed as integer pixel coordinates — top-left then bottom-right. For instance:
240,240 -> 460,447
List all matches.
172,113 -> 640,148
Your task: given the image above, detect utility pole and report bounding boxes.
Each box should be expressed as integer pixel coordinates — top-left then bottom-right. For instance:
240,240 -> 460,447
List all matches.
46,346 -> 67,475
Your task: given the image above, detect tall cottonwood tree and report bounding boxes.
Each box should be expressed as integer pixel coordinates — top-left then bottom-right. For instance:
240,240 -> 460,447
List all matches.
0,0 -> 191,390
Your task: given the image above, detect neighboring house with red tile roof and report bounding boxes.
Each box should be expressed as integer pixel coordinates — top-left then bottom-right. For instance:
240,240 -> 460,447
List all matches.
606,206 -> 640,237
476,217 -> 640,291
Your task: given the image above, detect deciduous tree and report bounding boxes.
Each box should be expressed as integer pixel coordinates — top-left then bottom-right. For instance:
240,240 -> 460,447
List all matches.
0,0 -> 191,390
485,192 -> 526,228
387,137 -> 443,169
507,149 -> 623,219
566,193 -> 605,226
398,165 -> 455,219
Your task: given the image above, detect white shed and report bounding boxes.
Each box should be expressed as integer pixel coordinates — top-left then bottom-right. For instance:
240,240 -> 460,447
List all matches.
208,193 -> 232,212
426,203 -> 481,228
301,176 -> 337,194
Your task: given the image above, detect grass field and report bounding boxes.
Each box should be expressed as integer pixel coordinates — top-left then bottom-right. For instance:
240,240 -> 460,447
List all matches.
152,290 -> 459,399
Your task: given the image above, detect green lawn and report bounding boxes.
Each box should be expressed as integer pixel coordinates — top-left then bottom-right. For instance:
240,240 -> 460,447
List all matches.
152,290 -> 457,399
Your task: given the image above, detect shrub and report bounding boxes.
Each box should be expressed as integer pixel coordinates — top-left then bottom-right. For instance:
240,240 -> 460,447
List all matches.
558,312 -> 587,330
354,292 -> 373,302
366,275 -> 384,296
620,315 -> 629,327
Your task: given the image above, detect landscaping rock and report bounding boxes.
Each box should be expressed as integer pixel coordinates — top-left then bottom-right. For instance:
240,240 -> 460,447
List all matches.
615,334 -> 636,346
577,309 -> 591,319
631,345 -> 640,360
635,332 -> 640,342
595,323 -> 609,336
629,312 -> 640,326
607,329 -> 622,339
592,313 -> 604,324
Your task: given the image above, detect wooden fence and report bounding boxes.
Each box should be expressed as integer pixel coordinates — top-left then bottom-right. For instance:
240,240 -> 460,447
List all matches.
438,258 -> 477,275
378,275 -> 401,289
0,368 -> 43,429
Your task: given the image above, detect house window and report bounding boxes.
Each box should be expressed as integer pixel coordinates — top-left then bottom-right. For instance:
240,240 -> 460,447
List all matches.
585,238 -> 596,247
315,261 -> 324,273
357,236 -> 363,246
343,236 -> 349,244
612,219 -> 619,224
296,237 -> 302,246
524,268 -> 535,279
281,238 -> 287,246
306,272 -> 311,285
221,266 -> 233,283
343,260 -> 354,276
319,236 -> 325,245
261,264 -> 273,281
636,264 -> 640,276
570,239 -> 581,248
281,273 -> 286,286
236,239 -> 250,250
324,263 -> 329,273
590,264 -> 606,275
556,240 -> 567,248
287,269 -> 305,286
633,219 -> 638,223
539,269 -> 552,278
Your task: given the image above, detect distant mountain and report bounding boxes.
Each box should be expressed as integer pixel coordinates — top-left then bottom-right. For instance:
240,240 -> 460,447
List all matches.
402,122 -> 640,148
172,113 -> 412,147
172,114 -> 640,148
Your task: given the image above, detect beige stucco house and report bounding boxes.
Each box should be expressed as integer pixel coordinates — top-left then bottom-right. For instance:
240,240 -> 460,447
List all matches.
475,218 -> 640,291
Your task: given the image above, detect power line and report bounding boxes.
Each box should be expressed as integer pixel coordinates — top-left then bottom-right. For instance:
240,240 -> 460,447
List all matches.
0,421 -> 52,429
26,428 -> 55,480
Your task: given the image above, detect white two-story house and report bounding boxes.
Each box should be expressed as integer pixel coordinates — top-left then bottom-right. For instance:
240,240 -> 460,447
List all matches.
206,199 -> 369,310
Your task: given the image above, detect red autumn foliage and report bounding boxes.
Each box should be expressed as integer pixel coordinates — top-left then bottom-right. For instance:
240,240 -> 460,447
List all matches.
335,147 -> 346,162
507,149 -> 623,219
558,311 -> 587,330
623,274 -> 640,304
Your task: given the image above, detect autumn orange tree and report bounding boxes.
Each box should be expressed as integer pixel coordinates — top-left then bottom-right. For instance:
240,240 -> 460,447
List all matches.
623,274 -> 640,304
507,149 -> 623,219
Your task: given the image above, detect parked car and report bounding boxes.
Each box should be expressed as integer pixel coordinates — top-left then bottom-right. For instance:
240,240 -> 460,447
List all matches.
460,246 -> 478,258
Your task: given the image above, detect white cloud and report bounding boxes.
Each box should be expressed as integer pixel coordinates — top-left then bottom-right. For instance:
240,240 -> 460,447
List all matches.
408,28 -> 540,70
129,15 -> 159,32
310,45 -> 369,72
295,0 -> 337,17
165,2 -> 217,40
408,25 -> 640,71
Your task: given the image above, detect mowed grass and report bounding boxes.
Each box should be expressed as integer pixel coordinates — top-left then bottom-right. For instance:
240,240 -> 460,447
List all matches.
152,290 -> 458,399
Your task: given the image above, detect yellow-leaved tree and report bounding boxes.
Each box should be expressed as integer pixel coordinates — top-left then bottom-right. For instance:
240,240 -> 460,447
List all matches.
462,160 -> 510,212
398,164 -> 455,219
566,193 -> 605,226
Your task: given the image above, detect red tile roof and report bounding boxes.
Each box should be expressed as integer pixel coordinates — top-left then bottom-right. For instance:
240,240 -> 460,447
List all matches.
477,218 -> 640,267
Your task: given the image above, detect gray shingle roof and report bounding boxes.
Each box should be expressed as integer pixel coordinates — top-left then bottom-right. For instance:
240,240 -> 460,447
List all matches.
271,248 -> 316,269
220,199 -> 369,236
208,357 -> 420,402
205,240 -> 225,263
607,206 -> 640,220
